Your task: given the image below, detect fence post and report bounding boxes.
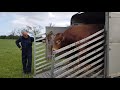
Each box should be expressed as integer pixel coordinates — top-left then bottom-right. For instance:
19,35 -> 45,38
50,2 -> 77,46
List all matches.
45,33 -> 49,61
104,12 -> 109,78
51,51 -> 55,78
34,33 -> 36,76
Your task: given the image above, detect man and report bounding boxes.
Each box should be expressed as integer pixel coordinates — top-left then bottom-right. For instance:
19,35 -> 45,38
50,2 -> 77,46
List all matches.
16,30 -> 34,75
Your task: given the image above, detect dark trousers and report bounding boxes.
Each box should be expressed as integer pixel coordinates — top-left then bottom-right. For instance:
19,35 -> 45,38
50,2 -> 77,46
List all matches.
22,47 -> 32,73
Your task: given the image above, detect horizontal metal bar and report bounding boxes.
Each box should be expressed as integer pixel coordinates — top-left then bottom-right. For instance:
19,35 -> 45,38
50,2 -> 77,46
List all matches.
41,71 -> 51,78
35,33 -> 46,37
54,45 -> 104,68
55,35 -> 104,61
65,58 -> 104,78
35,45 -> 45,50
41,65 -> 51,71
54,51 -> 104,75
35,65 -> 51,74
56,57 -> 103,78
36,69 -> 42,74
35,42 -> 43,46
76,64 -> 103,78
35,53 -> 45,58
35,57 -> 46,62
35,70 -> 51,78
90,69 -> 103,78
35,60 -> 47,66
36,63 -> 51,70
35,37 -> 45,42
54,29 -> 104,54
35,49 -> 45,54
54,40 -> 104,68
55,52 -> 104,76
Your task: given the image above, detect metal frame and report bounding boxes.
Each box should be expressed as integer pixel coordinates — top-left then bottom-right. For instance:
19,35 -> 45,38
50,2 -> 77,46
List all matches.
104,12 -> 109,78
34,33 -> 36,76
51,52 -> 55,78
34,33 -> 52,78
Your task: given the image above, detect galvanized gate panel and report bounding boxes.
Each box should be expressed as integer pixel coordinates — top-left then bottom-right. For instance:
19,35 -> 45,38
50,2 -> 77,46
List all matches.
33,28 -> 105,78
52,29 -> 105,78
33,33 -> 51,78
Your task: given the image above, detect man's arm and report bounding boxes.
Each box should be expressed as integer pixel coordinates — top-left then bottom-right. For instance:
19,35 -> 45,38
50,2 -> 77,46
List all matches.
15,37 -> 21,48
31,37 -> 34,42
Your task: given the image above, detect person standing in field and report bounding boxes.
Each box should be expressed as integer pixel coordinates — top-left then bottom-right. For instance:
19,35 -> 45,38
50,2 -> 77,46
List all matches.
15,30 -> 34,76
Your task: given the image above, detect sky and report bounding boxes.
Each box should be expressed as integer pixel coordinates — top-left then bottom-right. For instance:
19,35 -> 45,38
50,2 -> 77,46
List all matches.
0,12 -> 77,36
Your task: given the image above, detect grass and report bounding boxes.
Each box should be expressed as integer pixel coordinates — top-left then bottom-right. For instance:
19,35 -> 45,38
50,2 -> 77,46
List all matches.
0,39 -> 34,78
0,39 -> 65,78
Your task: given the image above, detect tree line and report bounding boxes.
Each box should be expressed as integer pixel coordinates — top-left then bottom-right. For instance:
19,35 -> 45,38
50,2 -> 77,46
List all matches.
0,25 -> 43,39
0,23 -> 55,40
0,35 -> 19,39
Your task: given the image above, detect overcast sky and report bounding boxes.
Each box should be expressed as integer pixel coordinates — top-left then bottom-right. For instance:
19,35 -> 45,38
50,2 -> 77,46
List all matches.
0,12 -> 77,35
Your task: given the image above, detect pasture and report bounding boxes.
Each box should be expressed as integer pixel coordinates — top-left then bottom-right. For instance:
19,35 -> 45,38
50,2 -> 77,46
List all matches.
0,39 -> 35,78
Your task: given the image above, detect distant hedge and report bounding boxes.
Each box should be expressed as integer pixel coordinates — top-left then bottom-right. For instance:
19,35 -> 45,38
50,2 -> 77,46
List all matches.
0,35 -> 19,39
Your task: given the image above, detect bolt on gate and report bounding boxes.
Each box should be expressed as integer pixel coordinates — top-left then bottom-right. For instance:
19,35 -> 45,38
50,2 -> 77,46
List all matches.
33,28 -> 105,78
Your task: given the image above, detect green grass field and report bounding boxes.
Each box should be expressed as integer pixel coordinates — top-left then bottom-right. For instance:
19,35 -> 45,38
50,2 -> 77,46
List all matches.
0,39 -> 34,78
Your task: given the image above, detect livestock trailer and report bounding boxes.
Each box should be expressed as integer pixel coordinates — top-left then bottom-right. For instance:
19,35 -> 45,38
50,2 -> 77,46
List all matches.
33,12 -> 120,78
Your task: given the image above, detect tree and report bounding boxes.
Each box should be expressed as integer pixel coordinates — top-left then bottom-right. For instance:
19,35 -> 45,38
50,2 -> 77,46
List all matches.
15,25 -> 43,36
49,23 -> 55,27
16,29 -> 22,36
26,25 -> 43,36
12,28 -> 22,36
9,29 -> 16,36
7,29 -> 19,39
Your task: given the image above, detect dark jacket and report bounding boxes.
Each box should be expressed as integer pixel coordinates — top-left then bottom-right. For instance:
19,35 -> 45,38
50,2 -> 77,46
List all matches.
16,35 -> 34,49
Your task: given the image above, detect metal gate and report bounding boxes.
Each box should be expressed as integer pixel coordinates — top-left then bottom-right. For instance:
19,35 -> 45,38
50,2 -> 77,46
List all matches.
51,29 -> 105,78
33,29 -> 105,78
33,33 -> 51,78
